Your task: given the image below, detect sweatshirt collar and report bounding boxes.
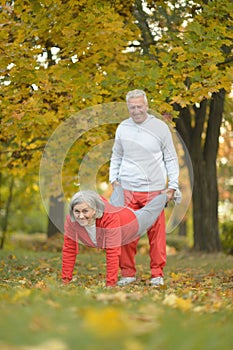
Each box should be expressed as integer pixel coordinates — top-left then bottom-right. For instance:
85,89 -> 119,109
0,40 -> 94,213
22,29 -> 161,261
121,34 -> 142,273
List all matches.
130,114 -> 152,126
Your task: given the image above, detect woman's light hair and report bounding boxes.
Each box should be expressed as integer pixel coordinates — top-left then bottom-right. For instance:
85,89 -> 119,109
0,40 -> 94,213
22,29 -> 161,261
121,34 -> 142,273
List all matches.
126,89 -> 148,104
69,190 -> 105,222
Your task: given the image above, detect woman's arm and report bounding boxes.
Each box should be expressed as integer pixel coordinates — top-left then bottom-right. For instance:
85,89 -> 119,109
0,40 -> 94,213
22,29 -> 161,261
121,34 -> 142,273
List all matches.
62,218 -> 79,284
105,247 -> 121,286
103,213 -> 122,286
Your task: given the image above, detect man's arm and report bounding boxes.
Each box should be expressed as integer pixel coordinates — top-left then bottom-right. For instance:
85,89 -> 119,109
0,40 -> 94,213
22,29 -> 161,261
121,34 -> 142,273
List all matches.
162,127 -> 180,201
109,128 -> 123,186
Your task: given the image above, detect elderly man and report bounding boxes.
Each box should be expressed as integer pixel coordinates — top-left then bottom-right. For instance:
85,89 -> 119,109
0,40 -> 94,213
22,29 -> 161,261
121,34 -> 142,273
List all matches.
109,89 -> 179,286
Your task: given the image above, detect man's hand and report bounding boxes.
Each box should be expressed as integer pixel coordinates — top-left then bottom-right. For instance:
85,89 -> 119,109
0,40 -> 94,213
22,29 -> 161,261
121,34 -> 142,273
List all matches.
162,188 -> 175,202
111,180 -> 121,189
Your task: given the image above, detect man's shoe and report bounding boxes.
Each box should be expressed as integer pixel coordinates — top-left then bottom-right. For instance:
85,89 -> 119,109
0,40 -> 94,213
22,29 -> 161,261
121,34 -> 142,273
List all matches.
150,276 -> 164,286
117,277 -> 136,286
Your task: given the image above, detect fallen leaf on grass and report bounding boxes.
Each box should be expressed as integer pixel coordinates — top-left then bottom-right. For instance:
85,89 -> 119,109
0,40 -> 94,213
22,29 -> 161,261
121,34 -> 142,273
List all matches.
46,299 -> 61,309
175,296 -> 193,311
128,304 -> 161,334
12,289 -> 32,302
29,316 -> 51,332
124,339 -> 144,350
193,305 -> 207,313
34,280 -> 47,289
22,339 -> 68,350
151,290 -> 162,301
95,291 -> 142,303
170,272 -> 183,281
83,307 -> 127,337
95,291 -> 128,302
163,293 -> 192,311
0,339 -> 69,350
18,278 -> 27,285
7,254 -> 17,260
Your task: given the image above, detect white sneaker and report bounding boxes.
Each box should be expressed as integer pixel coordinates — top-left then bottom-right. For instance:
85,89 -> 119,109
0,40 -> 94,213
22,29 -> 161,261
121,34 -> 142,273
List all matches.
150,277 -> 164,286
117,277 -> 136,286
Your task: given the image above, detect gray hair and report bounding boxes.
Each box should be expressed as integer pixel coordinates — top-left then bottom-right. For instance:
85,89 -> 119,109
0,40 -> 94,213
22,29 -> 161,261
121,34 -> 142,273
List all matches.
126,89 -> 148,104
69,190 -> 105,222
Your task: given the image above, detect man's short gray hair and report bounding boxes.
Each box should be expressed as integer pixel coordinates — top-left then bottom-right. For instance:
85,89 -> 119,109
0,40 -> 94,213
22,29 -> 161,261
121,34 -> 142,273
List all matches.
126,89 -> 148,104
69,190 -> 105,222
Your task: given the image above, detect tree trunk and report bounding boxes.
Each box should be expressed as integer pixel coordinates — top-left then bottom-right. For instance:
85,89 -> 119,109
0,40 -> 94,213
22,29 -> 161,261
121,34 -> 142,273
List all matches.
0,177 -> 14,249
178,220 -> 187,236
176,90 -> 225,252
47,195 -> 64,238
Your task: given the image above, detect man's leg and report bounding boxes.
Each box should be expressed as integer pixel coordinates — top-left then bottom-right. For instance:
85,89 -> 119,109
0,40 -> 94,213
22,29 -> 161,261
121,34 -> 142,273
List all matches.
118,190 -> 167,285
138,191 -> 166,286
148,209 -> 166,278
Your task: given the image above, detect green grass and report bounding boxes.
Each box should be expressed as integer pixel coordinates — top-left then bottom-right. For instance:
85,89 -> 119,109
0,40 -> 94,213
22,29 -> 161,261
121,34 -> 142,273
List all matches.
0,243 -> 232,350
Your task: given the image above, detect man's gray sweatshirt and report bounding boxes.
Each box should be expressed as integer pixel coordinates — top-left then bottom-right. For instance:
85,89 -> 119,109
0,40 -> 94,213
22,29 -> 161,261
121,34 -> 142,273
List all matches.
109,114 -> 179,192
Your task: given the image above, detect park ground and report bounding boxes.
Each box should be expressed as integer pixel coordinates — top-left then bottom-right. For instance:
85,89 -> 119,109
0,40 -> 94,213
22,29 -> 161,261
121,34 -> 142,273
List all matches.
0,234 -> 232,350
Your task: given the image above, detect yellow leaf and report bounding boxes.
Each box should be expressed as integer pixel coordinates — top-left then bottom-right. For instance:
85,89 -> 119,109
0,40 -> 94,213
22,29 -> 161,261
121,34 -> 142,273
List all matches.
163,293 -> 177,307
12,288 -> 31,302
32,183 -> 39,191
46,299 -> 61,309
124,339 -> 144,350
163,293 -> 192,311
175,297 -> 192,311
34,280 -> 47,289
170,272 -> 182,281
22,339 -> 68,350
84,307 -> 127,337
96,291 -> 127,302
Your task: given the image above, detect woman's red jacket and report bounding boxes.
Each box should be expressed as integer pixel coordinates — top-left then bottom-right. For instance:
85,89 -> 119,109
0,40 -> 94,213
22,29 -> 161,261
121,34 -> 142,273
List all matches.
62,199 -> 139,286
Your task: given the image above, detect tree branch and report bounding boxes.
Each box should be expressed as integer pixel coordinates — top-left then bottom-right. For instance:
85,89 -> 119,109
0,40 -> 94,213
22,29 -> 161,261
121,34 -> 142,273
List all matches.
133,0 -> 156,54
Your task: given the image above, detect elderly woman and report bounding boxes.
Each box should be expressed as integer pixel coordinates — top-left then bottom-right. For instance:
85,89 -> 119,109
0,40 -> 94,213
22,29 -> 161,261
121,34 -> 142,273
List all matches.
62,186 -> 167,287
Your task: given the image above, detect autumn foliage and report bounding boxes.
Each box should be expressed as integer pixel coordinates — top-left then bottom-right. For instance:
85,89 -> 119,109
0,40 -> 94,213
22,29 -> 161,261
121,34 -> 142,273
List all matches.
0,3 -> 232,249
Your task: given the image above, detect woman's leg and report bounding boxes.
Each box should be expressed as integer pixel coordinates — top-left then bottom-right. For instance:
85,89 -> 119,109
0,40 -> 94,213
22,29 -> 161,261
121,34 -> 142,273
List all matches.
134,193 -> 167,236
109,184 -> 125,207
